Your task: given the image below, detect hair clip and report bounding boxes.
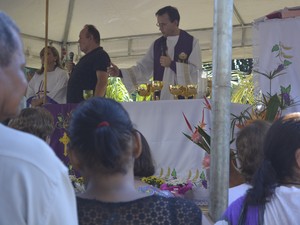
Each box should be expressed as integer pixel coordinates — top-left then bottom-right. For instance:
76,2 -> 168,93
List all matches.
97,121 -> 110,128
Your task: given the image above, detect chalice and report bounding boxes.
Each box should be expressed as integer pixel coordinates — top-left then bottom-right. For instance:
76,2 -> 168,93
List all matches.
185,84 -> 198,99
169,84 -> 185,99
137,83 -> 151,101
83,89 -> 94,100
151,80 -> 164,100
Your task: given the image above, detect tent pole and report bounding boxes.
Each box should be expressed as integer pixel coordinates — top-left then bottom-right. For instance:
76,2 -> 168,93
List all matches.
209,0 -> 233,221
43,0 -> 49,105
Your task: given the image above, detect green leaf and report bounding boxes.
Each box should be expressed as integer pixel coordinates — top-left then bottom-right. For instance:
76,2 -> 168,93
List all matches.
265,94 -> 281,121
280,85 -> 291,94
171,168 -> 177,179
272,44 -> 279,52
286,84 -> 291,93
283,60 -> 292,66
200,171 -> 206,180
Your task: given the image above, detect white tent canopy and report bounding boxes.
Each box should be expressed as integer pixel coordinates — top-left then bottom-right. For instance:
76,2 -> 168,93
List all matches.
1,0 -> 299,68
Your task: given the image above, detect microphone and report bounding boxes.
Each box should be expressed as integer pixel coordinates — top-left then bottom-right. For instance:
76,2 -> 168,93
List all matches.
160,37 -> 167,56
69,52 -> 74,62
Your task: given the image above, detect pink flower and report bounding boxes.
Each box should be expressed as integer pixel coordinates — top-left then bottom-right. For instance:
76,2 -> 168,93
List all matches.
202,154 -> 210,169
191,130 -> 202,143
178,181 -> 193,195
160,181 -> 193,195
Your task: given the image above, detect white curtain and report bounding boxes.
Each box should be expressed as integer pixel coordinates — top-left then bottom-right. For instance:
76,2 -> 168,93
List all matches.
253,17 -> 300,113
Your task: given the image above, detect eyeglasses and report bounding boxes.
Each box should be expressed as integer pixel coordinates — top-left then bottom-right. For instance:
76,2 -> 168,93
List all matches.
156,22 -> 168,27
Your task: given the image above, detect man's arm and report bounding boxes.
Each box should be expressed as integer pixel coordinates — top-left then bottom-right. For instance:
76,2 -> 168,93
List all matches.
95,70 -> 109,97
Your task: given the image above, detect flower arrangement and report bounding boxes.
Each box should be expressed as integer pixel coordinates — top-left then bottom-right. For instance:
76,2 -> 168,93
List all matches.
141,167 -> 204,195
141,175 -> 165,188
69,175 -> 85,193
182,97 -> 235,173
160,178 -> 193,195
182,97 -> 212,154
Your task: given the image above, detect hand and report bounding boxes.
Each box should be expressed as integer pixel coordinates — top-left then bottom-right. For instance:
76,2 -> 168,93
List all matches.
66,61 -> 75,73
160,55 -> 172,67
107,62 -> 120,77
31,98 -> 44,107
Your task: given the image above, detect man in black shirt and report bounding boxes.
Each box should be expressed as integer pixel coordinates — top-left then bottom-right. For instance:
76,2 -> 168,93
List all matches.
67,25 -> 111,103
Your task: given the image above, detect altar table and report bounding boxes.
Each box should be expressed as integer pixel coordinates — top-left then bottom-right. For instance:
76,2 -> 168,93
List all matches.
44,99 -> 247,178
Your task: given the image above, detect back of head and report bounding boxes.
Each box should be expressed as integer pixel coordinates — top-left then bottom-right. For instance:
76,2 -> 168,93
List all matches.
0,11 -> 20,67
264,113 -> 300,182
68,97 -> 135,174
236,120 -> 271,183
84,24 -> 100,45
155,6 -> 180,25
8,107 -> 54,141
247,113 -> 300,205
134,130 -> 155,177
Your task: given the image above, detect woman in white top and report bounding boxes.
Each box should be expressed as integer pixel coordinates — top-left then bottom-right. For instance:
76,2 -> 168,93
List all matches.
26,46 -> 69,106
228,120 -> 270,205
216,113 -> 300,225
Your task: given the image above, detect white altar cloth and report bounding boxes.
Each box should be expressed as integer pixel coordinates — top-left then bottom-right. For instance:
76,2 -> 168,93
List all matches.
122,99 -> 247,178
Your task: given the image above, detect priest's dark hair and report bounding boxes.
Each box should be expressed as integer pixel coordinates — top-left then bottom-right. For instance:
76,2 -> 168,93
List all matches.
156,6 -> 180,25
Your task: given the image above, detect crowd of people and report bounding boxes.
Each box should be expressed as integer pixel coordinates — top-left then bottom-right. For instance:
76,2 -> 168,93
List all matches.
23,5 -> 202,106
0,6 -> 204,225
2,3 -> 300,225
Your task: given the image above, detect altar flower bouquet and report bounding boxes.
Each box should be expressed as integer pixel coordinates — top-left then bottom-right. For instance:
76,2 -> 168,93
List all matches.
182,97 -> 212,155
183,97 -> 235,170
160,178 -> 193,195
69,175 -> 85,193
141,175 -> 165,188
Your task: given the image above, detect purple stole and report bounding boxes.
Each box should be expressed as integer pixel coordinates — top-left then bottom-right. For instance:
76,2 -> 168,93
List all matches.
153,30 -> 193,81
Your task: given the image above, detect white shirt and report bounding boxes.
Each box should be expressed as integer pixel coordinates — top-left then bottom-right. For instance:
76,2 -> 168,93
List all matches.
121,34 -> 202,100
0,124 -> 78,225
264,185 -> 300,225
26,67 -> 69,104
228,183 -> 251,205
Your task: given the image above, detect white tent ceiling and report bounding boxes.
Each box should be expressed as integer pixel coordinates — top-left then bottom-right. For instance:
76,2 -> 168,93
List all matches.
1,0 -> 300,68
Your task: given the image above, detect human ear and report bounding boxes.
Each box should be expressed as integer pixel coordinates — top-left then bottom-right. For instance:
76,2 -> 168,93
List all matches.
68,147 -> 81,171
132,131 -> 142,159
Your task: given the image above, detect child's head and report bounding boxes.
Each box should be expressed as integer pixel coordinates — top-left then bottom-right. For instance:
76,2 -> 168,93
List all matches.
8,107 -> 54,143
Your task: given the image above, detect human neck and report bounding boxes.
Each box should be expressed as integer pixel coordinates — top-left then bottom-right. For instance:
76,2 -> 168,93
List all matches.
79,172 -> 147,202
167,28 -> 180,37
84,43 -> 99,54
46,63 -> 56,72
